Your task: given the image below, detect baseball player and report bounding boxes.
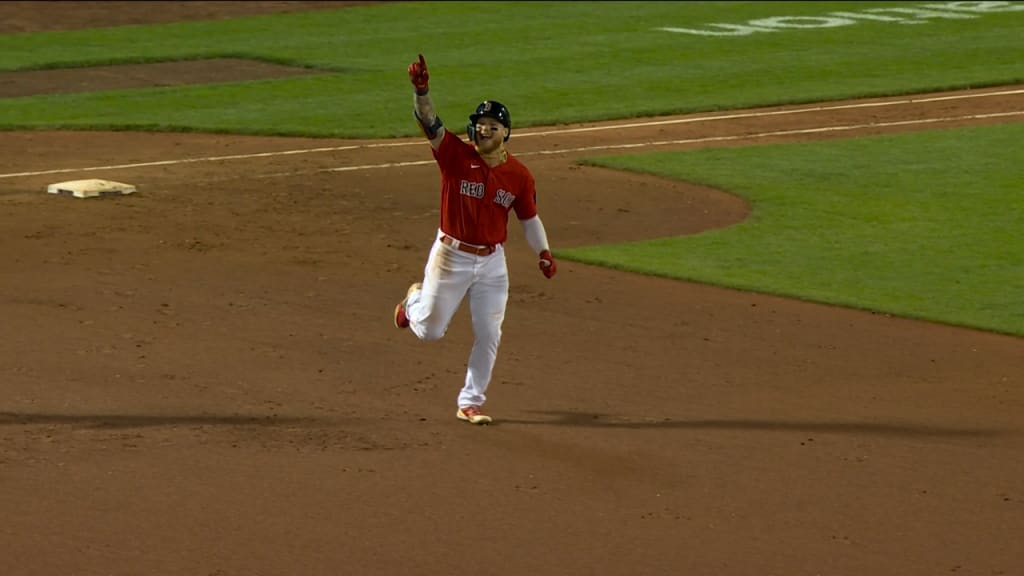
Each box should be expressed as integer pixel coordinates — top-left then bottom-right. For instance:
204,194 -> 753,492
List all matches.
394,54 -> 558,425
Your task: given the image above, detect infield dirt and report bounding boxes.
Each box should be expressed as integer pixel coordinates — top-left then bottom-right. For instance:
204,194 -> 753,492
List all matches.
1,3 -> 1022,576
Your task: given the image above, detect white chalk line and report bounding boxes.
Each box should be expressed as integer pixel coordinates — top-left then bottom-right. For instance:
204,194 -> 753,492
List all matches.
523,110 -> 1024,156
0,144 -> 371,179
522,88 -> 1024,136
1,87 -> 1021,180
251,110 -> 1021,178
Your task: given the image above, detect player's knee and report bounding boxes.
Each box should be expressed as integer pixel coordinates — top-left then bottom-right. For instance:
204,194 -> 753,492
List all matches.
416,322 -> 447,341
476,326 -> 502,345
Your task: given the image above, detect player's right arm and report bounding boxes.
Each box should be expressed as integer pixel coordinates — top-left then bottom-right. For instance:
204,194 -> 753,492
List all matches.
408,54 -> 445,150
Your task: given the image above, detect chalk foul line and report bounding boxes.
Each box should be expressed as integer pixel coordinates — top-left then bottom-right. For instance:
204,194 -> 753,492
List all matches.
0,88 -> 1021,180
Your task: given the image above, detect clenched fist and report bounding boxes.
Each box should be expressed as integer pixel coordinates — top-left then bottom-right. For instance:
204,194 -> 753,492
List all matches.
408,53 -> 429,95
539,250 -> 557,279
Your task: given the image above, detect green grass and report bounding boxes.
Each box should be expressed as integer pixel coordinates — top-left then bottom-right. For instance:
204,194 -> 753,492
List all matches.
0,1 -> 1021,137
2,1 -> 1022,336
567,123 -> 1024,336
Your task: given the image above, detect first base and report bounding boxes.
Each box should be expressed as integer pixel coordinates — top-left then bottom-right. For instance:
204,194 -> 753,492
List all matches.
47,178 -> 136,199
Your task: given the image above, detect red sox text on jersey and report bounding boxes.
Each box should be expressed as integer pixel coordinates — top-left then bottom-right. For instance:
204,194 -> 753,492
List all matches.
434,130 -> 538,246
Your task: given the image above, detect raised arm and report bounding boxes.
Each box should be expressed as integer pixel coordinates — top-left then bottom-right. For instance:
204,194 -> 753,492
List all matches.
408,54 -> 445,150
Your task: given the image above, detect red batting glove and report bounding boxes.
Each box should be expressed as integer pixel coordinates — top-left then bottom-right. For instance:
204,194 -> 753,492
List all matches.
408,53 -> 429,95
539,250 -> 557,279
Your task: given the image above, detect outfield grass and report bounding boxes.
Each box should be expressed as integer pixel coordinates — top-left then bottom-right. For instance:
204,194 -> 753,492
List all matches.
568,123 -> 1024,336
0,2 -> 1021,137
2,1 -> 1022,336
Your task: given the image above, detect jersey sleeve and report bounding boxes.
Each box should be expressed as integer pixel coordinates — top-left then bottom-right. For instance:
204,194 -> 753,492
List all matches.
512,169 -> 539,220
432,130 -> 464,168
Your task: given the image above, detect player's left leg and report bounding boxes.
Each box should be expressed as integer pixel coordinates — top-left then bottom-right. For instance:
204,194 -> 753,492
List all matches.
457,246 -> 509,409
406,235 -> 473,340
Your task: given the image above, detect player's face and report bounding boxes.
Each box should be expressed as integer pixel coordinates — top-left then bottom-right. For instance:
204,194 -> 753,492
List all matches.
474,117 -> 506,153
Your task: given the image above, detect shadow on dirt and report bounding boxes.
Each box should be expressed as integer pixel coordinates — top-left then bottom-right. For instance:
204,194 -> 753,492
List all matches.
499,410 -> 1012,438
0,411 -> 324,429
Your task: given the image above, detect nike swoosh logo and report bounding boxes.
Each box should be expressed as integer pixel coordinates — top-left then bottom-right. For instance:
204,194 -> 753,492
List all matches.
470,164 -> 481,169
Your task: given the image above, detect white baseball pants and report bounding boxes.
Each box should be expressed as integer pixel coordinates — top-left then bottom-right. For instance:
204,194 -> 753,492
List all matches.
405,230 -> 509,408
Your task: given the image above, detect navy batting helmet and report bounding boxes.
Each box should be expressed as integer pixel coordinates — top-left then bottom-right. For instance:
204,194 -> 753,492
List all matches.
467,100 -> 511,142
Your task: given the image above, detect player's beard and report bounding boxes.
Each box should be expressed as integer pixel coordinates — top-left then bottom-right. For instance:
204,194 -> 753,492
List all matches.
475,134 -> 503,157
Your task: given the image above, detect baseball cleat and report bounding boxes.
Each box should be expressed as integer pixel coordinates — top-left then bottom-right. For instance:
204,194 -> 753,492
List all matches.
393,303 -> 409,328
456,405 -> 492,425
393,283 -> 421,329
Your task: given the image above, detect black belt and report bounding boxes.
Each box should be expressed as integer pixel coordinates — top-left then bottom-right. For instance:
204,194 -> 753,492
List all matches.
441,235 -> 496,256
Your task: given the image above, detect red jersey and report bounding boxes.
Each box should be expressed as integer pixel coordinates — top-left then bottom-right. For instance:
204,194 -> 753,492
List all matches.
432,130 -> 538,246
